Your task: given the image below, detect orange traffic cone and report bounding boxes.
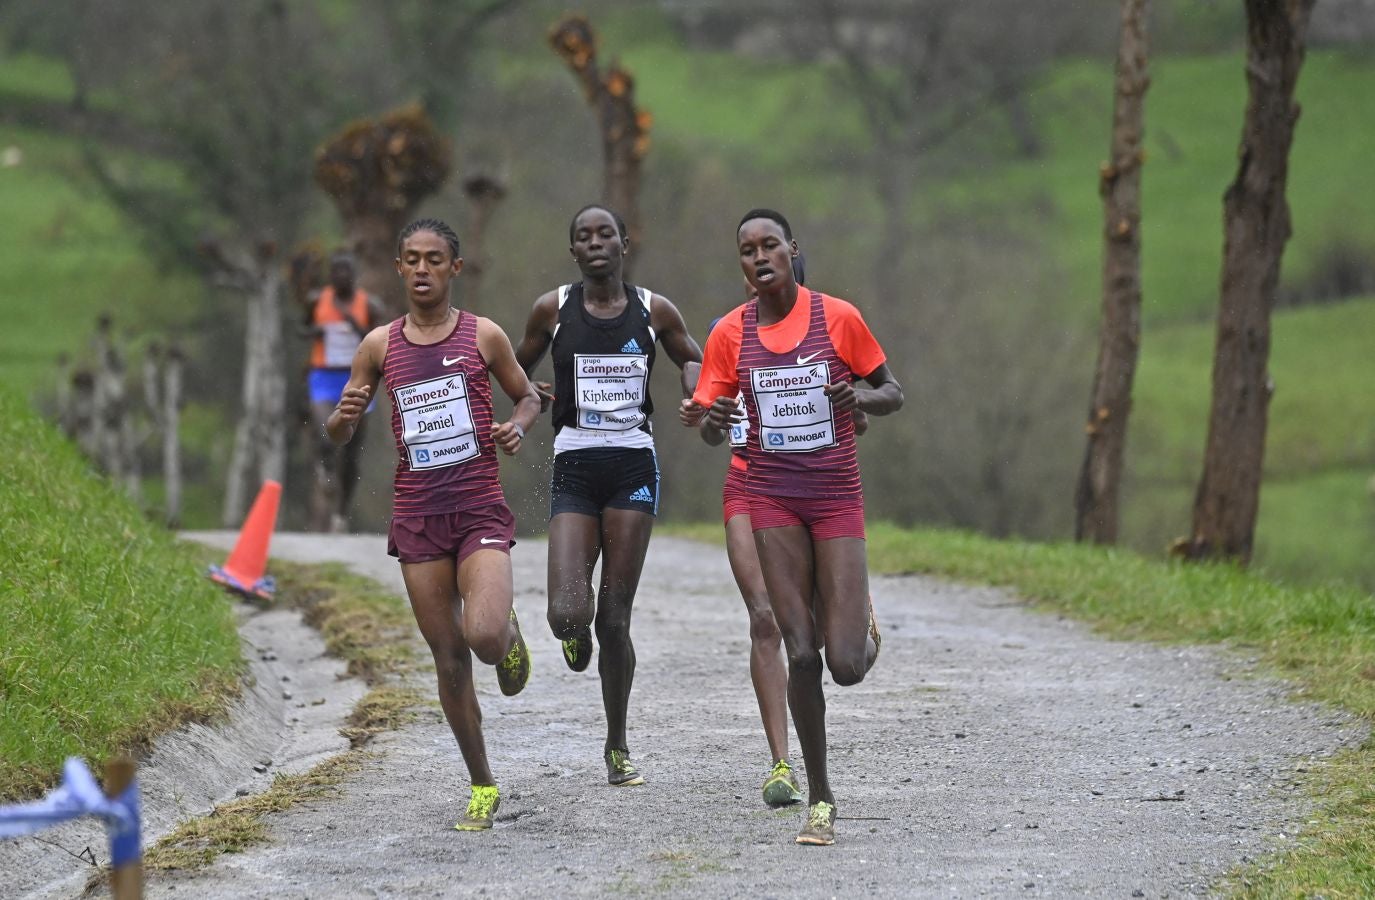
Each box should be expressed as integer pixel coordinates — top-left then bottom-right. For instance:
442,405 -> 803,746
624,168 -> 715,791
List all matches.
208,480 -> 281,600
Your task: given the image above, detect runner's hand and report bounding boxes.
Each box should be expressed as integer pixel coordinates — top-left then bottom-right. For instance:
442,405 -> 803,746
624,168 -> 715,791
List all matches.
823,380 -> 858,413
853,408 -> 870,436
533,380 -> 554,413
703,396 -> 743,431
680,398 -> 706,427
492,421 -> 524,455
334,385 -> 371,424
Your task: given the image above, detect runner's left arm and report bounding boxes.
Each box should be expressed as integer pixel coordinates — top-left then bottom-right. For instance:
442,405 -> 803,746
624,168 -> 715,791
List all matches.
825,363 -> 903,416
650,294 -> 703,397
477,317 -> 543,455
822,300 -> 903,417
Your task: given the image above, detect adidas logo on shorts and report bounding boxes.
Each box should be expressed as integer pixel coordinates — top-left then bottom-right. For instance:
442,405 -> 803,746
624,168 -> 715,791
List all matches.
628,485 -> 654,503
620,338 -> 642,353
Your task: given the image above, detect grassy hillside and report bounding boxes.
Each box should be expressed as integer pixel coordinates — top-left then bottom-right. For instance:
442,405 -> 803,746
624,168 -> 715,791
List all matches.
0,394 -> 241,798
1126,297 -> 1375,589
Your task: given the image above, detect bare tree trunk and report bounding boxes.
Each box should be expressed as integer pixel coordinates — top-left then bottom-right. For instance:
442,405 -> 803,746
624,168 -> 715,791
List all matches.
216,240 -> 289,527
458,173 -> 508,312
255,264 -> 288,488
1183,0 -> 1315,563
90,317 -> 114,475
1075,0 -> 1151,544
223,282 -> 262,527
550,15 -> 652,271
163,347 -> 184,528
70,369 -> 97,457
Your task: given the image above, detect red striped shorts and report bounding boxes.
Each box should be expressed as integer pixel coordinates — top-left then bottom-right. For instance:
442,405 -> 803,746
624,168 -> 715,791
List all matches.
747,492 -> 866,541
722,464 -> 752,524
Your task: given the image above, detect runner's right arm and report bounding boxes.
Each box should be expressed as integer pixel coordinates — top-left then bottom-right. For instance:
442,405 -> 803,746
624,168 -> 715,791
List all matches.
513,291 -> 559,412
325,326 -> 386,445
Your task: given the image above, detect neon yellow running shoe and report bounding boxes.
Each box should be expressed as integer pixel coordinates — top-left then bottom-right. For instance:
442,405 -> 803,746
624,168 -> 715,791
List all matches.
561,626 -> 593,672
454,784 -> 500,831
604,748 -> 645,787
762,759 -> 802,807
497,608 -> 531,697
795,800 -> 836,845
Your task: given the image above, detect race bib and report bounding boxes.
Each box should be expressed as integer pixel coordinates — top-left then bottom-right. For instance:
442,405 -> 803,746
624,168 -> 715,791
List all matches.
574,353 -> 648,431
749,362 -> 836,452
728,392 -> 748,448
321,321 -> 361,368
393,373 -> 479,470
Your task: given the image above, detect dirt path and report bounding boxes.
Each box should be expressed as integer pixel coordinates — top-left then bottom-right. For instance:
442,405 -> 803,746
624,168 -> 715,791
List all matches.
154,533 -> 1357,898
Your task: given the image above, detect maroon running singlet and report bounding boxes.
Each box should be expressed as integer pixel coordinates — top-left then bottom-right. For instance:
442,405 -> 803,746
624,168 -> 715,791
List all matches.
382,312 -> 505,519
737,291 -> 859,500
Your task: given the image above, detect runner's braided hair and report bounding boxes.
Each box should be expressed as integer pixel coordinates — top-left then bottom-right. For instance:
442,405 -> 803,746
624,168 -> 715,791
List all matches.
397,218 -> 461,260
737,208 -> 792,240
568,204 -> 628,243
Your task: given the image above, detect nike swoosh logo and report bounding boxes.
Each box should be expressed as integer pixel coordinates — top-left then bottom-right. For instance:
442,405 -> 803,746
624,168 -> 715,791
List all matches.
479,537 -> 505,545
796,351 -> 822,364
442,355 -> 466,366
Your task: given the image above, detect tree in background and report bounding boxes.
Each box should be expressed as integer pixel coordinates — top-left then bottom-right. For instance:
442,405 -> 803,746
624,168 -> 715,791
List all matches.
1075,0 -> 1152,545
549,14 -> 653,273
1183,0 -> 1317,563
74,0 -> 365,526
814,0 -> 1060,301
313,105 -> 452,315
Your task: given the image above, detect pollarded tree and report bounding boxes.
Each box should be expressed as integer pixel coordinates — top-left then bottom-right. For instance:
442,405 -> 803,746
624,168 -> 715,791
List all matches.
313,104 -> 452,315
549,14 -> 653,273
1182,0 -> 1317,563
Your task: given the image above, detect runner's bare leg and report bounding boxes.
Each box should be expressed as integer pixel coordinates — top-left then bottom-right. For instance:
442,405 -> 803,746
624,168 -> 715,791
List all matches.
755,525 -> 831,805
726,513 -> 789,762
596,507 -> 653,753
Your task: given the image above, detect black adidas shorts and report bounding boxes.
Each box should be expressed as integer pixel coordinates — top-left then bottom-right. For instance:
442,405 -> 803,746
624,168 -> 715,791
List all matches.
549,447 -> 659,518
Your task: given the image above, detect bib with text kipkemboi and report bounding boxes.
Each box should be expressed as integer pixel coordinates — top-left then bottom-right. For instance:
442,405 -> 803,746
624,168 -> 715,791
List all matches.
574,353 -> 648,431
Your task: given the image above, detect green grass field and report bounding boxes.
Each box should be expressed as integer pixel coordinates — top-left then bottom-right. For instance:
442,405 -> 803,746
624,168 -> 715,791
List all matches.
0,395 -> 241,799
1124,297 -> 1375,589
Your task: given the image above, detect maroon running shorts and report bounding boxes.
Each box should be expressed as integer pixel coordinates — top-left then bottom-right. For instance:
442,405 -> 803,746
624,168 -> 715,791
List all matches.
722,464 -> 752,524
748,492 -> 866,541
387,503 -> 516,565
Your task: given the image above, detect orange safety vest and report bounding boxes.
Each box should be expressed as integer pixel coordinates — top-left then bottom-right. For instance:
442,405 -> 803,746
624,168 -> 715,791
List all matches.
310,287 -> 372,369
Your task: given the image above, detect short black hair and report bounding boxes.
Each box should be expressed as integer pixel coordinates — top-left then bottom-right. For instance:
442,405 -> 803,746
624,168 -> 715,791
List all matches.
397,218 -> 461,260
737,208 -> 792,241
569,204 -> 628,244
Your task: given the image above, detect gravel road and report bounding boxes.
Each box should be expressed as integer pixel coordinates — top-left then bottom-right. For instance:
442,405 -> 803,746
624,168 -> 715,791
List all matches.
44,533 -> 1375,897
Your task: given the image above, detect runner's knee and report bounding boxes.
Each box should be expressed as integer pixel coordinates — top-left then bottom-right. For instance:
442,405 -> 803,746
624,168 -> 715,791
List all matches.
825,646 -> 867,686
748,607 -> 781,646
548,603 -> 593,639
466,628 -> 508,667
430,643 -> 473,682
786,643 -> 823,673
594,608 -> 632,646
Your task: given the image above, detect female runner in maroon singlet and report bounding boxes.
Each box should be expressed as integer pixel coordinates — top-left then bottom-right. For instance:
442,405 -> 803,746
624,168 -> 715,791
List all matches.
682,209 -> 903,846
697,260 -> 874,811
327,218 -> 543,832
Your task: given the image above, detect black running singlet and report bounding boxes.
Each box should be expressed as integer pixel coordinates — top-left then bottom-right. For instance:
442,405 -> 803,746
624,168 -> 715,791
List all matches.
549,282 -> 657,442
